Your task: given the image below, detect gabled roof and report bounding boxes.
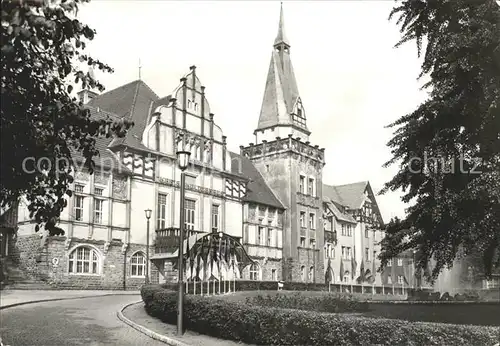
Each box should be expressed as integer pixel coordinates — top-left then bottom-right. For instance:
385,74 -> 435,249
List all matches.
88,80 -> 159,151
323,181 -> 369,209
323,196 -> 357,224
323,181 -> 385,226
71,107 -> 132,175
229,152 -> 284,209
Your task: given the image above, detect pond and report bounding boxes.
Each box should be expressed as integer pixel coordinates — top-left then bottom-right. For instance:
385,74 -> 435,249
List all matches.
363,302 -> 500,326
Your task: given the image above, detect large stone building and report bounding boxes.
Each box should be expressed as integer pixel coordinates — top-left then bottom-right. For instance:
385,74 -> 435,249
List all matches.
2,6 -> 398,290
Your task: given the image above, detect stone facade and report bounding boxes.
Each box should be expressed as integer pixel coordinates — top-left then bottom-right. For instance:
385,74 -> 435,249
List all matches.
10,234 -> 157,290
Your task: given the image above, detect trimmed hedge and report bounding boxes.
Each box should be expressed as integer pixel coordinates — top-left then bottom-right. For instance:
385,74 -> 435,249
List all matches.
142,285 -> 500,346
246,291 -> 369,313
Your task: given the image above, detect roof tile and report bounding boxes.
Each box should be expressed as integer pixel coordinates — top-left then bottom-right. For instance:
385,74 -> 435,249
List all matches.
229,151 -> 284,209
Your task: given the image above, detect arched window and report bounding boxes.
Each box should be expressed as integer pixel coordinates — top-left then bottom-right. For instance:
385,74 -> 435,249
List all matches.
68,246 -> 100,274
309,266 -> 314,282
131,252 -> 146,277
301,265 -> 306,282
249,263 -> 259,281
343,271 -> 350,283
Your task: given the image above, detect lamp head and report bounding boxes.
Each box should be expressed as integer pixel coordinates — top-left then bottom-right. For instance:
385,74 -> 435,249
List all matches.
176,150 -> 191,171
145,209 -> 152,219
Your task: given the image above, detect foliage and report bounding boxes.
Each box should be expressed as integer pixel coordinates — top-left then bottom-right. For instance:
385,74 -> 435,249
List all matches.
407,289 -> 480,302
141,285 -> 500,346
357,269 -> 375,284
245,291 -> 369,313
380,0 -> 500,280
1,0 -> 133,235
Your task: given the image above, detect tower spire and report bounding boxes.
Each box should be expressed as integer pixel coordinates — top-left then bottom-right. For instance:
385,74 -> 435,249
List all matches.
138,58 -> 142,80
274,2 -> 289,47
255,3 -> 310,142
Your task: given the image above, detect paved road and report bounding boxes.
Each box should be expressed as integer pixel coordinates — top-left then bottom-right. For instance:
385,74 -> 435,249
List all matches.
0,295 -> 166,346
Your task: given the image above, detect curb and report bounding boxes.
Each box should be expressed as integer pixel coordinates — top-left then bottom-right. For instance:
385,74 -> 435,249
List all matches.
0,293 -> 139,310
117,301 -> 190,346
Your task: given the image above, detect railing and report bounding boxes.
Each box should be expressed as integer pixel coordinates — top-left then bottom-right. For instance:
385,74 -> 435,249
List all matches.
242,136 -> 325,163
155,227 -> 202,254
160,280 -> 410,298
244,244 -> 283,259
156,177 -> 225,198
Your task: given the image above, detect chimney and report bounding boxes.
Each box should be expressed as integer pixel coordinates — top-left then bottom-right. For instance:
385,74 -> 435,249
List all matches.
77,89 -> 99,105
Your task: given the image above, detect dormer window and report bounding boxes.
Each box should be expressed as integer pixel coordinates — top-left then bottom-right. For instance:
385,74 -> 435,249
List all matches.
187,100 -> 192,109
292,105 -> 306,127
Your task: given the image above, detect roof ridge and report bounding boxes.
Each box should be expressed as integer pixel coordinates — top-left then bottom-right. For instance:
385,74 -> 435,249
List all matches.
139,79 -> 161,100
128,81 -> 141,122
94,79 -> 141,100
333,181 -> 368,188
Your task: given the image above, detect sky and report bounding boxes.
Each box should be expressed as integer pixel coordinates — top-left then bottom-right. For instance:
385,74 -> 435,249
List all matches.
78,0 -> 428,222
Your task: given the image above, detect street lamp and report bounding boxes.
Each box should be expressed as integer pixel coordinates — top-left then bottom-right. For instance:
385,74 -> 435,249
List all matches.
176,148 -> 191,336
144,209 -> 152,284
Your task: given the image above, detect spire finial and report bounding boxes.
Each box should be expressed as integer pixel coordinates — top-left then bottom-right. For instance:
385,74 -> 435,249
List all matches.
274,2 -> 289,47
138,58 -> 142,80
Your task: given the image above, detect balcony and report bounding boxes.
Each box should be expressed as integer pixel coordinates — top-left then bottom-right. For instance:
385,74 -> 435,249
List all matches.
154,227 -> 203,254
244,244 -> 282,259
325,230 -> 337,245
296,192 -> 320,208
155,177 -> 224,198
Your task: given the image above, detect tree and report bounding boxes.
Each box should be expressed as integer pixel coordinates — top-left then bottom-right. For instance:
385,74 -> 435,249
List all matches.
380,0 -> 500,281
1,0 -> 133,235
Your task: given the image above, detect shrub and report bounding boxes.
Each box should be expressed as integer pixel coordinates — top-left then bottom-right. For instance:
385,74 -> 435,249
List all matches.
141,285 -> 500,346
246,291 -> 369,313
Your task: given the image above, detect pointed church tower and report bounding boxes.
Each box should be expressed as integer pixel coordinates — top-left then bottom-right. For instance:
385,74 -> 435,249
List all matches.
255,3 -> 309,144
242,4 -> 326,283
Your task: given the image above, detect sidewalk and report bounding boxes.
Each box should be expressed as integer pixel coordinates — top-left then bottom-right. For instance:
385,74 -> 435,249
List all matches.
121,301 -> 250,346
0,289 -> 140,309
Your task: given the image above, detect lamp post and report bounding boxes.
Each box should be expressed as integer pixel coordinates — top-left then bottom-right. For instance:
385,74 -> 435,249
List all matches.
144,209 -> 152,284
176,149 -> 191,336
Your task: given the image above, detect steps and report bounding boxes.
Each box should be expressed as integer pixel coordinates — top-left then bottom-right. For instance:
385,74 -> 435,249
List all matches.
1,257 -> 53,290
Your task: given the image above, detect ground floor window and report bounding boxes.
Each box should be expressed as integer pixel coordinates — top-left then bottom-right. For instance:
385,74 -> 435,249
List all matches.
308,266 -> 314,282
249,263 -> 259,280
68,246 -> 100,274
131,252 -> 146,277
